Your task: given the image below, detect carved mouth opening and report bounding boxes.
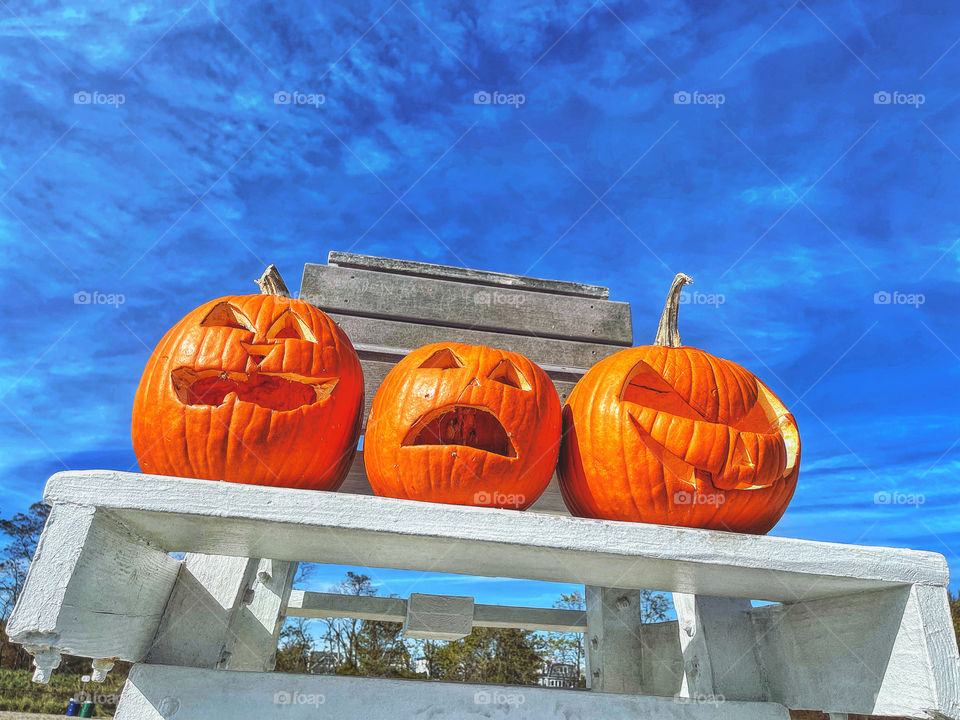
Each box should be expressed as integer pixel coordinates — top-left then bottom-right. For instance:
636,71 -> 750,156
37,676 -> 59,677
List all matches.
402,405 -> 516,458
171,367 -> 338,412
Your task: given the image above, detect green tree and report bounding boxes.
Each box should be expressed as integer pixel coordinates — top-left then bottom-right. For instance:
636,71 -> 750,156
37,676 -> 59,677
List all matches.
424,627 -> 543,685
275,616 -> 314,673
1,503 -> 51,670
950,590 -> 959,649
0,502 -> 50,620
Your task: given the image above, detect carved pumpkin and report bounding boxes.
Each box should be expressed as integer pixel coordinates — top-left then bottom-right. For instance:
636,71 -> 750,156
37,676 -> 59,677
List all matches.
364,342 -> 561,509
132,269 -> 364,490
558,274 -> 799,534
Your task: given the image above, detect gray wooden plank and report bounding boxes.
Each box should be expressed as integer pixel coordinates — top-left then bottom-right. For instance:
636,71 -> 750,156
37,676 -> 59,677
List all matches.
300,264 -> 632,345
328,251 -> 610,299
331,314 -> 627,369
339,451 -> 571,516
287,590 -> 588,632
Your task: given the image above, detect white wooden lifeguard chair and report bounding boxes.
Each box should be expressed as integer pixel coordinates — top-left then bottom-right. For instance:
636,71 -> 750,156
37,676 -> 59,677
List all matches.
7,252 -> 960,719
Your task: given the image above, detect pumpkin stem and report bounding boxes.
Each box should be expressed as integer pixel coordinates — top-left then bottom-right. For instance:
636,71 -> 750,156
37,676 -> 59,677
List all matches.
654,273 -> 693,347
256,264 -> 291,298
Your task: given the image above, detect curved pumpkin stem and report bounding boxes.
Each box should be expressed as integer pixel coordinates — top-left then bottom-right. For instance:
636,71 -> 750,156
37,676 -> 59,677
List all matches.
654,272 -> 693,347
256,264 -> 291,298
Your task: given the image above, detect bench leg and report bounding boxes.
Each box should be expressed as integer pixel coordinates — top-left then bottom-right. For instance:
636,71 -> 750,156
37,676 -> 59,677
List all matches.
673,593 -> 765,702
6,503 -> 180,681
145,554 -> 297,671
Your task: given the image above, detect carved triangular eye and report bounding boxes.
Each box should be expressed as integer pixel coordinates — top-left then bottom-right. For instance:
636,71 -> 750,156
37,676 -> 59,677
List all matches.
418,348 -> 464,369
200,302 -> 255,331
265,309 -> 317,342
488,358 -> 530,390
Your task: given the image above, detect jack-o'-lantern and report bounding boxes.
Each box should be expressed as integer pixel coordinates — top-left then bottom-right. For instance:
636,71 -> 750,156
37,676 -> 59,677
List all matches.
558,273 -> 799,534
364,342 -> 561,509
132,266 -> 364,490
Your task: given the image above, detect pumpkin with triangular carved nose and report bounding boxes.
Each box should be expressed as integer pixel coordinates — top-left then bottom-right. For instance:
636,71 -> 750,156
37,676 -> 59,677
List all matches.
558,274 -> 800,534
132,290 -> 364,490
364,342 -> 561,509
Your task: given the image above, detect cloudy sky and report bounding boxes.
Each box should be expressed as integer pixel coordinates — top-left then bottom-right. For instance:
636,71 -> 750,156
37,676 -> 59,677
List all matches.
1,0 -> 958,604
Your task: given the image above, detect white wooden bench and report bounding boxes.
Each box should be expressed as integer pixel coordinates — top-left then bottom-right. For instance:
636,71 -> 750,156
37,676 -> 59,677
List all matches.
7,252 -> 960,719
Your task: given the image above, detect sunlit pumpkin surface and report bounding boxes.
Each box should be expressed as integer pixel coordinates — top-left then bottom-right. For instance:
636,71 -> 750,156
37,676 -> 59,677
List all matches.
558,344 -> 800,534
132,294 -> 364,490
364,342 -> 560,509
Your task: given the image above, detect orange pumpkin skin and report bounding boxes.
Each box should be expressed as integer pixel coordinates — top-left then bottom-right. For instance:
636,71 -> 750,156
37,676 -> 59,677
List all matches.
558,345 -> 799,534
364,342 -> 561,510
132,294 -> 363,490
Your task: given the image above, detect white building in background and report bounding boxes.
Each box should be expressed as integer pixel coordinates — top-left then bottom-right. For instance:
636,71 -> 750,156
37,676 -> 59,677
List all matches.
538,661 -> 580,688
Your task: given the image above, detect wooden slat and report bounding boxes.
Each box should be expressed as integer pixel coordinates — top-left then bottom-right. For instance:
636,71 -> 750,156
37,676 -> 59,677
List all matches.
339,452 -> 572,517
328,251 -> 610,299
116,663 -> 792,719
44,471 -> 950,603
287,590 -> 588,632
300,264 -> 632,345
332,314 -> 626,370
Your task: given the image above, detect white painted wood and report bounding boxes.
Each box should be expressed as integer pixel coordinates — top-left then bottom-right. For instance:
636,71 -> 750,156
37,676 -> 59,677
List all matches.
226,557 -> 297,671
674,593 -> 715,699
404,593 -> 474,640
673,593 -> 764,702
300,263 -> 633,344
90,658 -> 115,683
145,554 -> 295,672
6,503 -> 180,669
114,663 -> 792,720
750,585 -> 960,718
327,251 -> 612,299
42,471 -> 949,603
585,586 -> 646,694
638,621 -> 684,697
288,590 -> 587,632
471,603 -> 586,632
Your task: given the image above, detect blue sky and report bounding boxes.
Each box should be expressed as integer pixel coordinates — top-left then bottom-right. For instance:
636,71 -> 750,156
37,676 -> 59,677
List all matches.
1,0 -> 958,606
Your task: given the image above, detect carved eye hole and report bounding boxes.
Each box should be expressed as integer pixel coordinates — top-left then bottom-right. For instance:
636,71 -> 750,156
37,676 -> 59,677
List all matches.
201,302 -> 255,331
418,348 -> 464,369
265,310 -> 317,342
488,358 -> 530,390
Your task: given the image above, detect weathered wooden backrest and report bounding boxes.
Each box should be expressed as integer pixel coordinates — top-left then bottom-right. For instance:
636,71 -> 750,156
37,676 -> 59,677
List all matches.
299,252 -> 634,513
